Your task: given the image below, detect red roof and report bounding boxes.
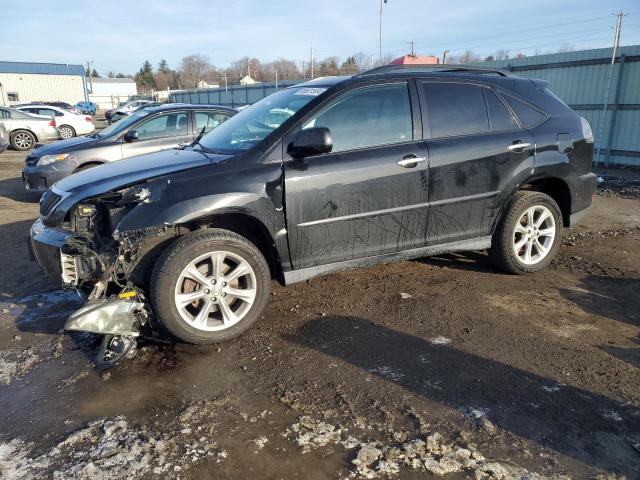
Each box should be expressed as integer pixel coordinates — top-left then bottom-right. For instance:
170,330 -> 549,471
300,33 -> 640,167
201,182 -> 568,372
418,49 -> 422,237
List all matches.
390,55 -> 440,65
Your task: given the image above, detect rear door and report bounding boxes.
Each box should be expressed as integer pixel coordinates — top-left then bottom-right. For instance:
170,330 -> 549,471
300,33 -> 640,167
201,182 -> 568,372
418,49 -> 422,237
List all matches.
419,80 -> 535,245
193,110 -> 232,135
284,81 -> 429,269
122,110 -> 191,159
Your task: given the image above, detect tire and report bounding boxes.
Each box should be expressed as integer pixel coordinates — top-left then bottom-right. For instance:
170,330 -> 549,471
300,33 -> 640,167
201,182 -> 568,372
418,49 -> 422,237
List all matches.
58,125 -> 76,139
150,228 -> 271,344
10,130 -> 36,151
491,191 -> 562,274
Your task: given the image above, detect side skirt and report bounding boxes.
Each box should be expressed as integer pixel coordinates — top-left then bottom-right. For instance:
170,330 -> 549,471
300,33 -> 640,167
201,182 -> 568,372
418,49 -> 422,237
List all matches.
283,236 -> 492,285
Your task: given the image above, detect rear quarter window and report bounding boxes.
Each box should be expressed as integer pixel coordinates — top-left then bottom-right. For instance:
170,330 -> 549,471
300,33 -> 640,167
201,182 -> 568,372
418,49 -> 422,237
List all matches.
501,92 -> 548,128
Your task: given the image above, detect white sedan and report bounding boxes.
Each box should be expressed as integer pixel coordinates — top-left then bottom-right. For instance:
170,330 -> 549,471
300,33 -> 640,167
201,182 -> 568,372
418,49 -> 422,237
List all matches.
16,104 -> 95,139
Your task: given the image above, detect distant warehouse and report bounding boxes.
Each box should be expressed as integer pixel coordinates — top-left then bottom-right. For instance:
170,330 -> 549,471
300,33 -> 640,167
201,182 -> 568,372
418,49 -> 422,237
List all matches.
0,61 -> 87,106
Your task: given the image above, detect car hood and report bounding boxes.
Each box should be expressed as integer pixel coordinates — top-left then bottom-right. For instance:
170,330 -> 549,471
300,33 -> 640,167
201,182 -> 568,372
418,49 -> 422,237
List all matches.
32,135 -> 99,155
53,148 -> 231,198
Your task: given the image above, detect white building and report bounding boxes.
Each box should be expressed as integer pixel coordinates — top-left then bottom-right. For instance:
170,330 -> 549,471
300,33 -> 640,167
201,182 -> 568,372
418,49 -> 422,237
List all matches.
0,61 -> 87,106
239,74 -> 257,85
88,77 -> 138,110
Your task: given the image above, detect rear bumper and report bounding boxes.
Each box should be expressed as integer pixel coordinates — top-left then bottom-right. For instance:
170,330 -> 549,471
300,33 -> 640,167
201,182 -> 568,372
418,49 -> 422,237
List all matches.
38,127 -> 62,142
569,172 -> 598,226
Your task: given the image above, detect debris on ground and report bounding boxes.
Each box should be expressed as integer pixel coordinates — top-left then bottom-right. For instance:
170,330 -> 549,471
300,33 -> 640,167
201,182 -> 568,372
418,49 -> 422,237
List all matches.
286,415 -> 560,479
597,174 -> 640,199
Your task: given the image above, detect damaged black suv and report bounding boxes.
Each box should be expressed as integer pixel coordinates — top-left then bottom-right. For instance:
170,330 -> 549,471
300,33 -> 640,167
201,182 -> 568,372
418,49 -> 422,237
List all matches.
30,65 -> 597,360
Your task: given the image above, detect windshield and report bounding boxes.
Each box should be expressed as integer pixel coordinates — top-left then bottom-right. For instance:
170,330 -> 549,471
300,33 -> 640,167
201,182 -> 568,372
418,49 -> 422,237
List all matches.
198,86 -> 326,153
97,110 -> 150,137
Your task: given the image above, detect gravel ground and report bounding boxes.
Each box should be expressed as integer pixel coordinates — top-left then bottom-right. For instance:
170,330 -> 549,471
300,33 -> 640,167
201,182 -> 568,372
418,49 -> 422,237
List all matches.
0,146 -> 639,479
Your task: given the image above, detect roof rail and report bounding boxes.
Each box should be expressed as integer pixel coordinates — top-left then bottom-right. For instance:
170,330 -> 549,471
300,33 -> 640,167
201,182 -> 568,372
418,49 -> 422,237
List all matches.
355,64 -> 512,77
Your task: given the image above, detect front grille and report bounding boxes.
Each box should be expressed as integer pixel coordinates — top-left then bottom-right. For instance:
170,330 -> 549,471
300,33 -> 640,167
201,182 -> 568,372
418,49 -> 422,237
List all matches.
40,190 -> 62,217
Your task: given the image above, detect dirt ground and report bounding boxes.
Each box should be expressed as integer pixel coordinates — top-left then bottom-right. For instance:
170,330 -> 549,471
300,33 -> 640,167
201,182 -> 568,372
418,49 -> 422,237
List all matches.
0,143 -> 639,480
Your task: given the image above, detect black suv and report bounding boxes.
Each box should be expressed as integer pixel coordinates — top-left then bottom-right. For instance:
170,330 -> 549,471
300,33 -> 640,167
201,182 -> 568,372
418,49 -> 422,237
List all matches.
30,65 -> 596,357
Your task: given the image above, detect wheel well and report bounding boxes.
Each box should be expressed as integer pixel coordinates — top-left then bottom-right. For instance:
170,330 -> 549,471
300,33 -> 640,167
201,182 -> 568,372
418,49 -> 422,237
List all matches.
188,213 -> 282,281
11,129 -> 37,141
521,178 -> 571,227
73,161 -> 103,172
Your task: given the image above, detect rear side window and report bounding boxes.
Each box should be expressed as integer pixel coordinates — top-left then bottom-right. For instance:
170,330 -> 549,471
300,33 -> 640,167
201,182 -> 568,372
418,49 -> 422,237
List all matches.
195,111 -> 230,133
422,82 -> 489,138
484,89 -> 518,131
501,92 -> 547,128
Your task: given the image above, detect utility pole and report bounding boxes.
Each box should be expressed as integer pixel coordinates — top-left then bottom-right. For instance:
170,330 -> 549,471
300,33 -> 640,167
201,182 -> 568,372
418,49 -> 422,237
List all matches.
275,69 -> 278,88
408,40 -> 415,57
310,47 -> 314,78
595,11 -> 625,166
86,60 -> 94,92
379,0 -> 388,63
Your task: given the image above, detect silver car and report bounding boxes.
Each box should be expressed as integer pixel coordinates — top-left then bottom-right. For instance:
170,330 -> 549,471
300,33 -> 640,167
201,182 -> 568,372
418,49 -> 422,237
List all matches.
0,106 -> 61,151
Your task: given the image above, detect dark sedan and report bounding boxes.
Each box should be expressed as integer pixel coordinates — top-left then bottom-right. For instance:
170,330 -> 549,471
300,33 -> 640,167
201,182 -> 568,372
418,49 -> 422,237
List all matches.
22,104 -> 236,192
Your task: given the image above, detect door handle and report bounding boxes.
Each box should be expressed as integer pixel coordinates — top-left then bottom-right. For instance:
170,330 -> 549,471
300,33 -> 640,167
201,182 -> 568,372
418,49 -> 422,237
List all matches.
507,142 -> 532,151
397,156 -> 427,168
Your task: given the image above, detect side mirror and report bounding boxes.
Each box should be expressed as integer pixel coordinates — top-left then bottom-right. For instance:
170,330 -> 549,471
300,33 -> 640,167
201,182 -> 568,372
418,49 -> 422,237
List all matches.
124,130 -> 139,142
288,127 -> 333,158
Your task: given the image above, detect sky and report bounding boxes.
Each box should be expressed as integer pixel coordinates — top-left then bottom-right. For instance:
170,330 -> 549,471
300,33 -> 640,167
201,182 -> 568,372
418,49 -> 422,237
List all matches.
1,0 -> 639,74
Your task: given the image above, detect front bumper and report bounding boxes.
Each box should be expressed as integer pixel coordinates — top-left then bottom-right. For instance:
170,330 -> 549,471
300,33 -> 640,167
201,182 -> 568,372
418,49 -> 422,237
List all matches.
22,160 -> 75,193
29,219 -> 72,284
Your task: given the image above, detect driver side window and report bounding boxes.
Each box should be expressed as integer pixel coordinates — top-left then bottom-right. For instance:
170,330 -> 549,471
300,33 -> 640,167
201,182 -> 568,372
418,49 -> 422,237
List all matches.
137,112 -> 188,140
304,83 -> 413,153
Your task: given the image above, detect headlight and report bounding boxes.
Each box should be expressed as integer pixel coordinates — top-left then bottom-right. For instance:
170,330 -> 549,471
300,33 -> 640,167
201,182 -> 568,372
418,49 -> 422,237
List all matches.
37,153 -> 70,166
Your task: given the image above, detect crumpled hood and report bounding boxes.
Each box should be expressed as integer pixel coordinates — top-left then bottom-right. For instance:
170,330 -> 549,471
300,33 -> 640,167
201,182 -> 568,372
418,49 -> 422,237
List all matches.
32,135 -> 99,155
53,148 -> 231,198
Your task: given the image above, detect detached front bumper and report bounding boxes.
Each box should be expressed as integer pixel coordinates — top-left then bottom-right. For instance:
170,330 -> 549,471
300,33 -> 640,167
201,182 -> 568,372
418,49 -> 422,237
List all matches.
22,161 -> 75,193
30,219 -> 71,284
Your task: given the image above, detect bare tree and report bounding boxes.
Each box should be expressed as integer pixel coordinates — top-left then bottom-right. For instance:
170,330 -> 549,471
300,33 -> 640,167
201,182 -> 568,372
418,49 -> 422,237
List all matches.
494,49 -> 510,61
179,54 -> 214,88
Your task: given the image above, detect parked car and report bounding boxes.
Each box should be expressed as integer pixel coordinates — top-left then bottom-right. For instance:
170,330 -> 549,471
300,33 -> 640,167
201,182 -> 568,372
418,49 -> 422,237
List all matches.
109,102 -> 162,123
29,65 -> 597,365
0,106 -> 61,151
16,104 -> 94,139
105,100 -> 154,122
22,104 -> 235,192
0,123 -> 8,154
16,101 -> 82,115
76,101 -> 97,116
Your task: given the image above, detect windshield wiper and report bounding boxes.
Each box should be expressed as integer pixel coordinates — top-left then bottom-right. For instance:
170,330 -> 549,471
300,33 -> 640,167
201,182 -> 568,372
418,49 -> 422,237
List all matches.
182,126 -> 207,150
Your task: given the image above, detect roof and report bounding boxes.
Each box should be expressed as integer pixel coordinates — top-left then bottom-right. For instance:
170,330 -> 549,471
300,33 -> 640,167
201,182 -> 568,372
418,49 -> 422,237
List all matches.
0,61 -> 85,76
91,77 -> 135,84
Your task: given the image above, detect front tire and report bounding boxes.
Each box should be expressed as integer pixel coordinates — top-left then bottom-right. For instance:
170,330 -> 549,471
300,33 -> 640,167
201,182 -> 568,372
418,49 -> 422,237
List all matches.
491,191 -> 562,274
150,228 -> 271,344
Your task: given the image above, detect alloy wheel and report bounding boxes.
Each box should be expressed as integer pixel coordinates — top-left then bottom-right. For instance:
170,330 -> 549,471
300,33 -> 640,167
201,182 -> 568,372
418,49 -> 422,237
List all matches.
59,126 -> 74,139
14,132 -> 34,149
512,205 -> 556,265
174,250 -> 257,331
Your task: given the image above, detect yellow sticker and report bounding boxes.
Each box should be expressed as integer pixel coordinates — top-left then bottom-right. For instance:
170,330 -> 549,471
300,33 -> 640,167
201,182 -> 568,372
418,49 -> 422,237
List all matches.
118,291 -> 137,299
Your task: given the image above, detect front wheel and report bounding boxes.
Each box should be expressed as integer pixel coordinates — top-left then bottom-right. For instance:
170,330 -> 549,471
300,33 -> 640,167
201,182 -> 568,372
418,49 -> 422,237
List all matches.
150,228 -> 271,344
491,191 -> 562,274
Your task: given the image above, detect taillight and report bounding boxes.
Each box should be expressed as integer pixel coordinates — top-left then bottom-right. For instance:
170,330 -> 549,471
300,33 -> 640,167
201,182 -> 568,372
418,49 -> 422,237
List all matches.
48,120 -> 56,127
85,116 -> 92,122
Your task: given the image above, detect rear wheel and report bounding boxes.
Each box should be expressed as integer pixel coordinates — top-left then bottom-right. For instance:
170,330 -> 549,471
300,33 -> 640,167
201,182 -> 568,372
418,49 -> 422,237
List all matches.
58,125 -> 76,139
491,191 -> 562,274
150,228 -> 271,344
10,130 -> 36,151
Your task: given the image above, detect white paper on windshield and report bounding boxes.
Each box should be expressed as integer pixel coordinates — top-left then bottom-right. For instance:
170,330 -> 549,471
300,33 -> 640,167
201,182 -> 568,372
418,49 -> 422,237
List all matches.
294,88 -> 327,96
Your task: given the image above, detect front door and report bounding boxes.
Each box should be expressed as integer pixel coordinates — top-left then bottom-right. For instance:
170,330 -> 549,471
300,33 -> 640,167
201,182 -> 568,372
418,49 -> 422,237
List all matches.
284,81 -> 429,269
122,110 -> 192,159
419,81 -> 535,245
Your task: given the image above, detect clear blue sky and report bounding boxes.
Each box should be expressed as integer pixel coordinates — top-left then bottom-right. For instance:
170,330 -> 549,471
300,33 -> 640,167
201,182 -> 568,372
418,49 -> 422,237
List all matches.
2,0 -> 639,74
